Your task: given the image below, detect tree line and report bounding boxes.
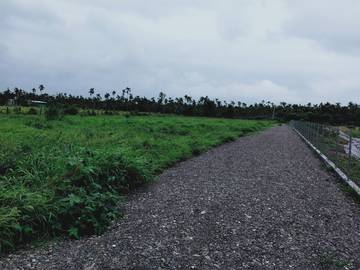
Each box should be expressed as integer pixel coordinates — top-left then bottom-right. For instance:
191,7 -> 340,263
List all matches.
1,86 -> 360,125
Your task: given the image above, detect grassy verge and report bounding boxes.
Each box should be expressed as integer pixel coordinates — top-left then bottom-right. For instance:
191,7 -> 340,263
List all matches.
339,126 -> 360,138
310,128 -> 360,187
0,114 -> 273,252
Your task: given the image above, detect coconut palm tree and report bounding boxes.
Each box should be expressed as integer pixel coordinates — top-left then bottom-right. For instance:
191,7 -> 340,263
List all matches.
39,85 -> 45,95
89,88 -> 95,114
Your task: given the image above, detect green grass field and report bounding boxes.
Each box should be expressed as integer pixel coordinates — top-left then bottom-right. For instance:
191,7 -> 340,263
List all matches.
0,113 -> 273,252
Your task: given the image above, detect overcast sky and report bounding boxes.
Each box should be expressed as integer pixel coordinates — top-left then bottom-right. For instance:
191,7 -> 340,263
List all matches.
1,0 -> 360,104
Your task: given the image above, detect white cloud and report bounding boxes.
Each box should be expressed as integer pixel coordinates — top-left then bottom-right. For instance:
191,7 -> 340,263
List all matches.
0,0 -> 360,104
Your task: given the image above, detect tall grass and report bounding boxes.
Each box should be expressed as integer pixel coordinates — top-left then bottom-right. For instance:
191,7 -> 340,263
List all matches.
0,114 -> 273,252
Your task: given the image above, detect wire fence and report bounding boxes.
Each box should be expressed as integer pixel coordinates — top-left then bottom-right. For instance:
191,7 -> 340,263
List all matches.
290,120 -> 360,186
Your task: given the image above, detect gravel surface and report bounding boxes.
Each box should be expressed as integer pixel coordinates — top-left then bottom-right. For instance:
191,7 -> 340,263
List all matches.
1,125 -> 360,270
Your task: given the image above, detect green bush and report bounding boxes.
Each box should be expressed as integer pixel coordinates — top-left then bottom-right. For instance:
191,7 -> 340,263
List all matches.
27,108 -> 38,115
45,104 -> 62,120
63,105 -> 79,115
55,150 -> 147,235
12,107 -> 21,114
0,149 -> 148,252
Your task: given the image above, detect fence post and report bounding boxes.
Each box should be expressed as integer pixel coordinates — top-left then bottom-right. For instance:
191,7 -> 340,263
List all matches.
307,122 -> 310,140
306,122 -> 309,140
319,124 -> 322,150
317,124 -> 320,149
348,134 -> 352,175
335,127 -> 339,165
300,121 -> 303,134
310,122 -> 313,143
313,122 -> 316,144
310,122 -> 314,143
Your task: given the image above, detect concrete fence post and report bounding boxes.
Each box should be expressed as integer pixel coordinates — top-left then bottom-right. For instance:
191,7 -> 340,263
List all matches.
307,122 -> 310,140
335,127 -> 339,165
316,123 -> 320,148
348,134 -> 352,175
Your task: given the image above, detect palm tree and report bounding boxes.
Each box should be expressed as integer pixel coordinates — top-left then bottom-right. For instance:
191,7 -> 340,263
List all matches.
104,93 -> 110,112
184,95 -> 192,105
111,91 -> 116,111
39,84 -> 45,95
158,92 -> 166,104
89,88 -> 95,114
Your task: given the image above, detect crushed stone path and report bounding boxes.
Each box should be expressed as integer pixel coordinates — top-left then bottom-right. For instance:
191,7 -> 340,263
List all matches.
1,125 -> 360,270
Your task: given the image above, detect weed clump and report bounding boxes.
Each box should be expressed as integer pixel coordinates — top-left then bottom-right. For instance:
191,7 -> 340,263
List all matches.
0,148 -> 148,252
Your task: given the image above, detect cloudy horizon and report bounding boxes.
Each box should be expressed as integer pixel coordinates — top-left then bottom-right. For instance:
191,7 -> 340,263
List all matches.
1,0 -> 360,105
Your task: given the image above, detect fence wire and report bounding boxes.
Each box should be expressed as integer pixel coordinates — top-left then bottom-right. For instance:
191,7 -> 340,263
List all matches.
290,120 -> 360,186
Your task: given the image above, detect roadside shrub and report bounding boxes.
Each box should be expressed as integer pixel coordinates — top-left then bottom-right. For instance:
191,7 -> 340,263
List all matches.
192,148 -> 201,156
54,150 -> 148,236
0,207 -> 20,252
45,104 -> 62,120
87,110 -> 97,116
0,185 -> 53,252
240,127 -> 256,133
0,147 -> 149,252
220,134 -> 237,143
104,110 -> 114,115
63,105 -> 79,115
27,108 -> 37,115
13,107 -> 21,114
0,147 -> 17,175
189,140 -> 204,156
80,111 -> 91,117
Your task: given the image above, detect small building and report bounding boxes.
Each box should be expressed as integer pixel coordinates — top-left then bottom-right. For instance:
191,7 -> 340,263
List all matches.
6,99 -> 15,106
27,100 -> 47,106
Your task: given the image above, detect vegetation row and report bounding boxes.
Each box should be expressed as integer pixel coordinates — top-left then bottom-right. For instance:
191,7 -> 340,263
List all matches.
0,113 -> 273,253
1,86 -> 360,125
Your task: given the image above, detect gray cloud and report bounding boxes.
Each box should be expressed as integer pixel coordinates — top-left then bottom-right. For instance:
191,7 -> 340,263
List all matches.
286,0 -> 360,54
0,0 -> 359,104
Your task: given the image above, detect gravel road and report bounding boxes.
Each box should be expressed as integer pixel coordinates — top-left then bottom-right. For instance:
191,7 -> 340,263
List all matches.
1,125 -> 360,270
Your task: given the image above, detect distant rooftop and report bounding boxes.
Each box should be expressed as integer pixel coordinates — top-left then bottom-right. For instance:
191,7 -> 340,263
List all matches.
28,100 -> 47,105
